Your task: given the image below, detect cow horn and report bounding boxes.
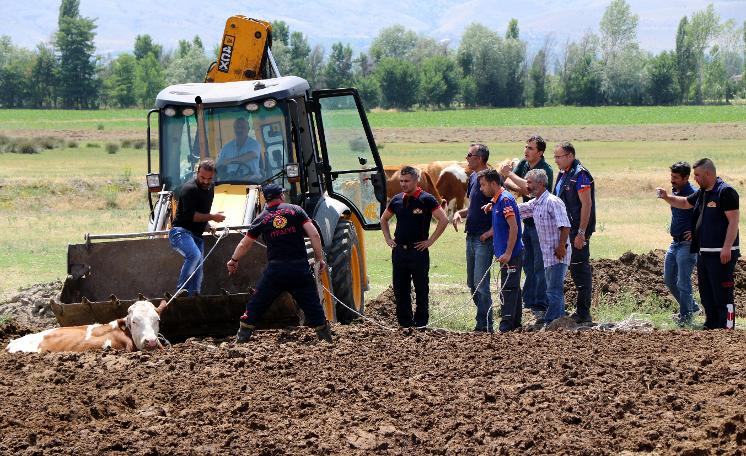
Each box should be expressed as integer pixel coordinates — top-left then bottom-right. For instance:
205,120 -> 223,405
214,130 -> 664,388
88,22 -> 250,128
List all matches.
138,293 -> 146,301
156,299 -> 169,315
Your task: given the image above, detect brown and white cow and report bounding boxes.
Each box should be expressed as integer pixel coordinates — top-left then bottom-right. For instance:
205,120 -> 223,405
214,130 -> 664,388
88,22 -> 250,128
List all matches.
6,300 -> 168,353
385,167 -> 446,207
436,163 -> 471,216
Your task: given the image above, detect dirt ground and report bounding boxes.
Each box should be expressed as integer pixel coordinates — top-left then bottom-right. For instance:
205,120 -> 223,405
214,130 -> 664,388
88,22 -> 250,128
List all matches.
5,122 -> 746,144
2,252 -> 746,454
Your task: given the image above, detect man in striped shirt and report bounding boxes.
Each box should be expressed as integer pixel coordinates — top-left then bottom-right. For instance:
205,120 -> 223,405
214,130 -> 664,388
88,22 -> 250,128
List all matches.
516,169 -> 572,324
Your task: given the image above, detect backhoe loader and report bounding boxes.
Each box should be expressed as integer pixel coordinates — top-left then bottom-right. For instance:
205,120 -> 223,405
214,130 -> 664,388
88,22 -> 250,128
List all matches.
51,16 -> 387,339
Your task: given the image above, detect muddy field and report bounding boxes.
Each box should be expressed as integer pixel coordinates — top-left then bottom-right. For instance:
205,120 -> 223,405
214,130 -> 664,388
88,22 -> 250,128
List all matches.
6,122 -> 746,145
1,252 -> 745,454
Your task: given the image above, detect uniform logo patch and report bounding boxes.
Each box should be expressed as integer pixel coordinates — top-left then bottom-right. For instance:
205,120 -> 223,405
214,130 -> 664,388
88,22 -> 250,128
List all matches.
707,201 -> 717,208
272,215 -> 288,229
412,208 -> 423,214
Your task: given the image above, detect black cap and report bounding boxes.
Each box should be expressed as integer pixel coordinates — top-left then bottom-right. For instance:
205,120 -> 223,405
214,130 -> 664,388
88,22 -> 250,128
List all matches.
262,183 -> 285,200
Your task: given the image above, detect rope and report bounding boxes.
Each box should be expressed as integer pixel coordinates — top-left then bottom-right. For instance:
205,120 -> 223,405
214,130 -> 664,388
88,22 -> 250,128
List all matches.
168,227 -> 230,307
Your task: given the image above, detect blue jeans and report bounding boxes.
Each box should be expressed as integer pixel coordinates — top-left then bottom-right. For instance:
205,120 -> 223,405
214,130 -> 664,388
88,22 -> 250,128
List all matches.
521,224 -> 547,311
466,234 -> 494,331
663,240 -> 698,318
168,227 -> 205,296
544,263 -> 568,322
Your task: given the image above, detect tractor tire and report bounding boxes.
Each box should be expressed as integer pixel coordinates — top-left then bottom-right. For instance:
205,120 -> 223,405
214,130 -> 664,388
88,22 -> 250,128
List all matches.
327,219 -> 365,324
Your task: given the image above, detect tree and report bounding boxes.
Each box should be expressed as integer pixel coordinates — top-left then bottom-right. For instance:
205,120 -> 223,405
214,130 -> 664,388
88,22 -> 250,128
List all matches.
109,53 -> 137,107
418,55 -> 460,107
457,23 -> 502,106
506,19 -> 519,40
646,51 -> 679,104
56,0 -> 99,108
307,45 -> 325,88
502,33 -> 527,107
599,0 -> 644,104
136,52 -> 164,107
703,45 -> 728,102
0,36 -> 34,108
369,25 -> 418,63
272,21 -> 290,46
165,44 -> 210,84
560,33 -> 603,105
30,43 -> 58,108
134,34 -> 162,61
355,75 -> 381,110
688,5 -> 720,103
289,31 -> 311,78
354,52 -> 373,79
675,16 -> 696,103
529,49 -> 547,107
324,42 -> 353,88
375,57 -> 419,109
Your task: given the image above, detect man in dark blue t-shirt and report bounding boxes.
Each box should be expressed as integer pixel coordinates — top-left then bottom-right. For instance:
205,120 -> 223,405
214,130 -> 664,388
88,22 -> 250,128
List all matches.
452,143 -> 495,332
381,166 -> 449,328
658,158 -> 740,330
226,183 -> 332,342
658,161 -> 699,326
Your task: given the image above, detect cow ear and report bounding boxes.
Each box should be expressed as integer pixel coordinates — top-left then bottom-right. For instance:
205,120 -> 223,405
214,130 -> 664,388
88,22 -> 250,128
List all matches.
115,318 -> 126,329
156,299 -> 169,315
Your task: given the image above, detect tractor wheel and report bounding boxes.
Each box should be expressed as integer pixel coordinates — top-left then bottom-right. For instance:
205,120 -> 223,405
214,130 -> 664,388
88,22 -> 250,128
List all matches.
327,219 -> 365,324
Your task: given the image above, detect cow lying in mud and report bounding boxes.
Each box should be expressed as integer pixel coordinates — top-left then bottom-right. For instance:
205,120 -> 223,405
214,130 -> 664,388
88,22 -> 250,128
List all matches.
6,300 -> 168,353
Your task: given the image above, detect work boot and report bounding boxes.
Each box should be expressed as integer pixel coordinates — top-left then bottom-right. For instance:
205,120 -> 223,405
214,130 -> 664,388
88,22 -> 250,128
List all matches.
235,322 -> 255,343
314,322 -> 333,343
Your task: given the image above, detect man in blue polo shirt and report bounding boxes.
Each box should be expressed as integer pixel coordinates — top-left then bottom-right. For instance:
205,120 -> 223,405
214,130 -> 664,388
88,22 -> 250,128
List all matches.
659,161 -> 700,326
657,158 -> 740,330
452,143 -> 495,332
381,166 -> 449,328
479,168 -> 524,332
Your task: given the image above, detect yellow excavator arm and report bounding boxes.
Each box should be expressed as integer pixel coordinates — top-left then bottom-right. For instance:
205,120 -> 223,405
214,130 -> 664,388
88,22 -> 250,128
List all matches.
205,15 -> 273,82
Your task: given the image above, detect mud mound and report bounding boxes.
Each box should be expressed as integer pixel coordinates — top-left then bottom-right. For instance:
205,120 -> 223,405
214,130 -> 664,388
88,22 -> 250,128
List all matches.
365,285 -> 400,327
0,281 -> 61,330
2,327 -> 746,454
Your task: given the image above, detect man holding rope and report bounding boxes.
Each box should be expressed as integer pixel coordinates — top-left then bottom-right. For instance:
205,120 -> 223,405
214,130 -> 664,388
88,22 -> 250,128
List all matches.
479,169 -> 524,332
227,183 -> 333,343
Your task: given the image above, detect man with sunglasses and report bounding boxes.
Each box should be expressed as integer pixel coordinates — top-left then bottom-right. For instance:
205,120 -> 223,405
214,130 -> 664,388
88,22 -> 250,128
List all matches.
553,142 -> 596,324
452,143 -> 495,331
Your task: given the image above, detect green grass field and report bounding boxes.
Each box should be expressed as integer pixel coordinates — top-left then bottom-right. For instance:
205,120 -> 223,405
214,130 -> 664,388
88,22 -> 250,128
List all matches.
1,108 -> 744,330
1,105 -> 745,131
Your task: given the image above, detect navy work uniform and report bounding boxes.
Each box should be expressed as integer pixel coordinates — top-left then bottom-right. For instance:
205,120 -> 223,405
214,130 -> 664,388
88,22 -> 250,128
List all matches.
554,158 -> 596,322
687,178 -> 740,329
386,188 -> 440,327
238,198 -> 327,331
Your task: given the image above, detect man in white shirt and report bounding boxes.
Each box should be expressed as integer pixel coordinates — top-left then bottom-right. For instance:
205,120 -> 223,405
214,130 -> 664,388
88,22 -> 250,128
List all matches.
516,169 -> 571,325
217,118 -> 262,181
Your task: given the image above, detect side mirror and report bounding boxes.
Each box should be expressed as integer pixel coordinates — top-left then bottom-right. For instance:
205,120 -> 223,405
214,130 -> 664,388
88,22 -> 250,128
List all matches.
146,173 -> 162,193
371,173 -> 387,204
285,163 -> 300,183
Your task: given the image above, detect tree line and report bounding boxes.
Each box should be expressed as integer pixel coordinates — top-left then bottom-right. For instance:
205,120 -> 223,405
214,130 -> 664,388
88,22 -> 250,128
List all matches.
0,0 -> 744,110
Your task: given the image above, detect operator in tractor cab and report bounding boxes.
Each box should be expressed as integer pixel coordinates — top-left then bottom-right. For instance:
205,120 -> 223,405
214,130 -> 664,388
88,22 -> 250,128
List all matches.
227,183 -> 334,343
216,117 -> 263,181
168,159 -> 226,296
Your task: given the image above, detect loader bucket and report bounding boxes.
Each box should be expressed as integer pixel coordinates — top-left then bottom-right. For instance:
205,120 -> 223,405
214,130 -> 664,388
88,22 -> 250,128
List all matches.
57,232 -> 305,339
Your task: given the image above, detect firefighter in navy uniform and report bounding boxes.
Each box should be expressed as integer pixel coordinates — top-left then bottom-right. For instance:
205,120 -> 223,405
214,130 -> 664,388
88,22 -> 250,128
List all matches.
227,183 -> 333,342
657,158 -> 740,329
381,166 -> 449,328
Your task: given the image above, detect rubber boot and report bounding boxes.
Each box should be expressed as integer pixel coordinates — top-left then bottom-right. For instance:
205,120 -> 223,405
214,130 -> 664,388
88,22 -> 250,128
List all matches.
314,322 -> 333,343
235,322 -> 255,343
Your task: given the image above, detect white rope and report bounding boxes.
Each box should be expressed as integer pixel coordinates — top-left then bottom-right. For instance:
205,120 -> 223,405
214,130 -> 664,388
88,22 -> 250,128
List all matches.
168,227 -> 230,307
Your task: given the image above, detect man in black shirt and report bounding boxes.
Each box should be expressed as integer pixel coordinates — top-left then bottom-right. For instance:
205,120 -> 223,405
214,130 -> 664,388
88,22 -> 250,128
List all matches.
227,183 -> 332,342
168,159 -> 226,296
657,158 -> 740,329
381,166 -> 449,328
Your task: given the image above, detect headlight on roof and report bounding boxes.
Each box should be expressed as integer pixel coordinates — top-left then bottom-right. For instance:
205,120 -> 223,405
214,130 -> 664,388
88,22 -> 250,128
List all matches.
163,107 -> 177,117
263,98 -> 277,109
245,102 -> 259,112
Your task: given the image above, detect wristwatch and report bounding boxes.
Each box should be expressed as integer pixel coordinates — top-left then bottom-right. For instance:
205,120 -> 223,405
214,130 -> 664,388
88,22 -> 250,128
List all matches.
577,228 -> 586,236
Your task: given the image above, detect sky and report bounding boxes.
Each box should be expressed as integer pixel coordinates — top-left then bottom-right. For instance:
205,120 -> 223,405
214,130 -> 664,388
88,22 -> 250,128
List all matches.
1,0 -> 744,57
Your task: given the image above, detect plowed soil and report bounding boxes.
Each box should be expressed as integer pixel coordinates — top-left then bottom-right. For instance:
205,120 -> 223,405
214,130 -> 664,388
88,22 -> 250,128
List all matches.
1,251 -> 744,455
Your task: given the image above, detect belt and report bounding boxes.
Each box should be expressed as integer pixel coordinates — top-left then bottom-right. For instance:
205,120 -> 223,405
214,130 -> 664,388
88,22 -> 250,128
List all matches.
395,243 -> 421,250
268,258 -> 309,265
671,234 -> 688,242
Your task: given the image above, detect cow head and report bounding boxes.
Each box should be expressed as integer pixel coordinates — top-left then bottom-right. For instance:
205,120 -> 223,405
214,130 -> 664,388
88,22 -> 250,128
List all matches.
126,300 -> 168,351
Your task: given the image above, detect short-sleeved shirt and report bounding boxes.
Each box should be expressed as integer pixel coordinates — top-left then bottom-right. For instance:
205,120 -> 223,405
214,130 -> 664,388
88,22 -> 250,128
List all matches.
555,169 -> 591,196
172,178 -> 214,237
218,137 -> 262,177
247,202 -> 311,262
386,188 -> 440,245
514,157 -> 554,202
465,171 -> 492,235
491,188 -> 524,259
670,182 -> 696,237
